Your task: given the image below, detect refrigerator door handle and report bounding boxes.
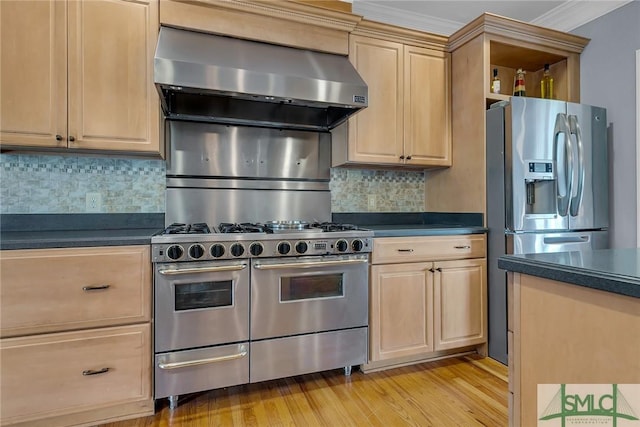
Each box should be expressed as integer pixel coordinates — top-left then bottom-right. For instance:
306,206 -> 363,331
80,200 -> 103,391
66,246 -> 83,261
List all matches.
554,113 -> 572,217
543,235 -> 589,245
568,115 -> 585,216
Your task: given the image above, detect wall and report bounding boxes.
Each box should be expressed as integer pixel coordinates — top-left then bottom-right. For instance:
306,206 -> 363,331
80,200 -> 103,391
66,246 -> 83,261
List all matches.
330,168 -> 425,212
572,0 -> 640,248
0,153 -> 425,215
0,153 -> 165,214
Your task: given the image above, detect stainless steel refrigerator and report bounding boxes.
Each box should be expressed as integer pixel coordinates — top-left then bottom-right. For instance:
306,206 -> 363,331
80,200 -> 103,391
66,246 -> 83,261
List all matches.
486,97 -> 609,364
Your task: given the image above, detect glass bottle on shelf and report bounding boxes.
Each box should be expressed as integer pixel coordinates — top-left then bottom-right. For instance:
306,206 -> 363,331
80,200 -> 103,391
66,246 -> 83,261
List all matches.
540,63 -> 554,99
513,68 -> 526,97
491,68 -> 501,94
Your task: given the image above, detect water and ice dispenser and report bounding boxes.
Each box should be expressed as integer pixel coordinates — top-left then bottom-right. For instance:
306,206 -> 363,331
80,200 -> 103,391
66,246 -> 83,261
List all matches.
524,160 -> 556,215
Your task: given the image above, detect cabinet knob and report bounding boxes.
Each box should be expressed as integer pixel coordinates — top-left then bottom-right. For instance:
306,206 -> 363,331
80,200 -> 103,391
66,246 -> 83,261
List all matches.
406,155 -> 412,160
429,268 -> 435,272
436,267 -> 442,272
55,135 -> 63,141
69,136 -> 76,142
399,155 -> 405,160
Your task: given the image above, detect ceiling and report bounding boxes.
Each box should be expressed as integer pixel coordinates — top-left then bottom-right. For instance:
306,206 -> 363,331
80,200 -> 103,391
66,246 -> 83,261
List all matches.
350,0 -> 634,36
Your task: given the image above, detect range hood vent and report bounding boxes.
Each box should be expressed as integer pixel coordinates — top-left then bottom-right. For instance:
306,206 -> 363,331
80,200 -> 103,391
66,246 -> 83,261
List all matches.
154,26 -> 368,131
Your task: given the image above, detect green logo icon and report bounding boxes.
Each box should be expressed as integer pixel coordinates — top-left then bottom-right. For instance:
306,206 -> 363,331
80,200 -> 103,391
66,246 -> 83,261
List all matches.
539,384 -> 639,426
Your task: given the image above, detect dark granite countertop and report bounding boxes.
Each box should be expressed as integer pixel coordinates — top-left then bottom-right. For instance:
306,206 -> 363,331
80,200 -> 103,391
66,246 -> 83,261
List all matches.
332,212 -> 487,238
498,248 -> 640,299
365,224 -> 487,237
0,213 -> 164,250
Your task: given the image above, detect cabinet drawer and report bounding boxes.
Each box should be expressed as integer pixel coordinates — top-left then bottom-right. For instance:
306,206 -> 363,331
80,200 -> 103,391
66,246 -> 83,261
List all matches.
0,246 -> 151,337
0,324 -> 151,425
372,234 -> 486,264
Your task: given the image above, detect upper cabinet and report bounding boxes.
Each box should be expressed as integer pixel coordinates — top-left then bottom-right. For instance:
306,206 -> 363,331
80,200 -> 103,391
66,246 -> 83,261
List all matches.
425,13 -> 589,216
0,0 -> 160,155
333,21 -> 451,168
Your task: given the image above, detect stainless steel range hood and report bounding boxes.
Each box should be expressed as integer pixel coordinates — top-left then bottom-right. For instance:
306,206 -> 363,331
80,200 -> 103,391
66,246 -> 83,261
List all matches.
154,26 -> 368,131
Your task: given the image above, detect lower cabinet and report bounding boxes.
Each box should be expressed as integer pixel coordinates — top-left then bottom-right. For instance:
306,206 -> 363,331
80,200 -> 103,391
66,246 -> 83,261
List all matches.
1,325 -> 152,426
0,246 -> 153,426
368,235 -> 487,368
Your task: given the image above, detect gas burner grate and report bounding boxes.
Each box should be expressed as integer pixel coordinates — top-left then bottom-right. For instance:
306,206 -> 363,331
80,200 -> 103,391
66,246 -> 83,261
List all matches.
218,223 -> 266,233
162,223 -> 212,234
311,222 -> 360,232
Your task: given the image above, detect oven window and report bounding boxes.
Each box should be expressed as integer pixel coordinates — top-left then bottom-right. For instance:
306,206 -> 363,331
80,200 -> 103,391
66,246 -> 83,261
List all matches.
280,274 -> 344,302
174,280 -> 233,311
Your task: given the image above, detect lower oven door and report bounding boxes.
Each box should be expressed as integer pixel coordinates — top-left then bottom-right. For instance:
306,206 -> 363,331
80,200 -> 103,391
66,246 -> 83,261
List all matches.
250,254 -> 369,340
154,260 -> 249,352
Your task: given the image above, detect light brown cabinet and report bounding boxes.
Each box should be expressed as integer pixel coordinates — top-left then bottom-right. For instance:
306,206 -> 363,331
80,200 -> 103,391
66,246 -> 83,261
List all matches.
0,245 -> 154,426
367,234 -> 487,371
425,13 -> 589,216
0,0 -> 160,155
333,21 -> 451,168
508,272 -> 640,426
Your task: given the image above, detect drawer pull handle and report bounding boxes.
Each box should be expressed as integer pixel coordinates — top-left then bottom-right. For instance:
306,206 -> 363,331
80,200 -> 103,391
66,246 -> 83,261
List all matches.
454,245 -> 471,249
397,249 -> 414,253
82,367 -> 110,376
82,284 -> 110,291
158,350 -> 248,370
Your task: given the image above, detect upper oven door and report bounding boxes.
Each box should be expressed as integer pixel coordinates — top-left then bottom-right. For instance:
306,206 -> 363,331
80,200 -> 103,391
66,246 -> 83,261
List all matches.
154,260 -> 249,352
250,254 -> 369,340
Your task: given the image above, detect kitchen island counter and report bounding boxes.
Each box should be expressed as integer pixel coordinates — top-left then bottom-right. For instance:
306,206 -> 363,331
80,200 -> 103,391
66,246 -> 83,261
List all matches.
498,248 -> 640,298
500,248 -> 640,426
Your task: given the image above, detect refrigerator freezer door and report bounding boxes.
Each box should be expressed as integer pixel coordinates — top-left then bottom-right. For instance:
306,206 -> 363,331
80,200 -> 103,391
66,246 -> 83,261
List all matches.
509,230 -> 609,254
508,97 -> 569,232
566,103 -> 609,231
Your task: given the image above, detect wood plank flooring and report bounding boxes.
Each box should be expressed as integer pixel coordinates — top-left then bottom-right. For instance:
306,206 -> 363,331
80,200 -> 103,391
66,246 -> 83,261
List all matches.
101,355 -> 508,427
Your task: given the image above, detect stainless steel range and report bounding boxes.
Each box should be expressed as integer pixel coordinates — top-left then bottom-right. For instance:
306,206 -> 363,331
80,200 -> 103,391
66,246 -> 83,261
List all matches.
151,120 -> 372,409
152,221 -> 372,408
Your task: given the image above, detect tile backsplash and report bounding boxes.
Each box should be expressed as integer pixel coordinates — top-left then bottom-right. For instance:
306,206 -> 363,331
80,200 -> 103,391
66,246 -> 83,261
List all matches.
0,154 -> 425,214
330,168 -> 425,212
0,153 -> 165,214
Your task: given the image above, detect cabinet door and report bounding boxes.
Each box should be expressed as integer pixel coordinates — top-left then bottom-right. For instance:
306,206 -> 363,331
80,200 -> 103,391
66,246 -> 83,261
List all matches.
67,0 -> 159,153
348,35 -> 403,164
434,258 -> 487,350
404,46 -> 451,166
0,324 -> 152,425
0,0 -> 67,148
370,262 -> 434,361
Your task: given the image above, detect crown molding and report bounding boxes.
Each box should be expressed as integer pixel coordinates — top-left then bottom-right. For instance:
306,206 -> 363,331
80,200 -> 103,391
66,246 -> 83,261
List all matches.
531,0 -> 634,31
352,1 -> 461,36
353,0 -> 635,37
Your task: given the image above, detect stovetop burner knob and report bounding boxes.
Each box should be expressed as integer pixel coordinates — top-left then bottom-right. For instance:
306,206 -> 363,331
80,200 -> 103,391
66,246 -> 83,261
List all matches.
295,241 -> 308,254
210,244 -> 225,258
277,242 -> 291,255
189,244 -> 205,259
336,239 -> 348,252
352,239 -> 364,252
230,243 -> 245,257
250,242 -> 264,256
166,245 -> 184,260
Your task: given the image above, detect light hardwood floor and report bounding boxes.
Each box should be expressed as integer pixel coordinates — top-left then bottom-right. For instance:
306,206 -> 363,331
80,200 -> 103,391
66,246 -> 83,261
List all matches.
101,355 -> 508,426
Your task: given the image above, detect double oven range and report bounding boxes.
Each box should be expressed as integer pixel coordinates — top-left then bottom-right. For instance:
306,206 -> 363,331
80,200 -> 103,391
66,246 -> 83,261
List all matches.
151,122 -> 372,408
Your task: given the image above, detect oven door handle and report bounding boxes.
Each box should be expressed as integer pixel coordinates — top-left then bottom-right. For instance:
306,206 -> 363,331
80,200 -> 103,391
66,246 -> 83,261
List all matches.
253,258 -> 368,270
158,264 -> 247,275
157,350 -> 248,370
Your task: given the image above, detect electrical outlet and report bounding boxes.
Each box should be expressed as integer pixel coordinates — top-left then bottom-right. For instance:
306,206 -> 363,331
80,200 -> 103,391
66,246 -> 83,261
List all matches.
367,195 -> 376,210
86,192 -> 102,212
